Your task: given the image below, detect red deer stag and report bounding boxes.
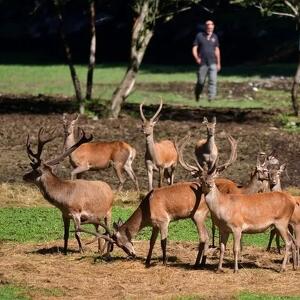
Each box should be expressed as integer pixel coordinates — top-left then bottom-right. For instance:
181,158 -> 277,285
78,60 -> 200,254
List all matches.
139,100 -> 178,191
179,136 -> 297,273
107,182 -> 210,268
23,128 -> 113,254
62,114 -> 139,192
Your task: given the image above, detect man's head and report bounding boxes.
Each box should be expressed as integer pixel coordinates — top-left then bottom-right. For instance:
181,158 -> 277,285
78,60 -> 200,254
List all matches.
205,20 -> 215,35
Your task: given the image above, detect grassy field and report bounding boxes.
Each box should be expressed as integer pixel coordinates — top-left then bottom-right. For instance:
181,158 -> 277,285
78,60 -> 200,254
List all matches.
0,63 -> 295,110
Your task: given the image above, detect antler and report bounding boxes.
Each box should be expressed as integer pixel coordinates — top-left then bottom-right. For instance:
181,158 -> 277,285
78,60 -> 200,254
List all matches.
139,102 -> 147,122
176,133 -> 200,173
216,135 -> 238,172
26,127 -> 58,166
46,128 -> 93,166
150,98 -> 163,122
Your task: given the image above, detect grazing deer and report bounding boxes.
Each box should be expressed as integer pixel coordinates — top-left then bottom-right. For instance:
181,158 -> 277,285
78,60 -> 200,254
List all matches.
99,182 -> 210,268
139,100 -> 178,191
62,114 -> 139,192
179,136 -> 297,273
23,128 -> 113,254
195,116 -> 218,170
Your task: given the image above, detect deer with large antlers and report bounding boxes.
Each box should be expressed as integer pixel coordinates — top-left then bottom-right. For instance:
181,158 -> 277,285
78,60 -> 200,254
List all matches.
23,128 -> 114,255
62,114 -> 139,192
103,181 -> 210,268
179,135 -> 297,272
139,100 -> 178,191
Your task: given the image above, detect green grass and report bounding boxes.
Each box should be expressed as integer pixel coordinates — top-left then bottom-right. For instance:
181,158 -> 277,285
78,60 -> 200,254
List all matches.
0,206 -> 273,247
238,292 -> 300,300
0,285 -> 30,300
0,63 -> 295,111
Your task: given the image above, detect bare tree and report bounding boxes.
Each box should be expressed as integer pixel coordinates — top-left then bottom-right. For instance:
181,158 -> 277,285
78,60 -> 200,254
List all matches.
110,0 -> 199,118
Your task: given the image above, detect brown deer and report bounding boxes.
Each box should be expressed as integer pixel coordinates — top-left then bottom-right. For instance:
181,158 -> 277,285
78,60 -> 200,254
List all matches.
62,114 -> 139,192
23,128 -> 114,255
139,100 -> 178,191
179,136 -> 297,273
266,164 -> 300,267
195,116 -> 218,170
106,182 -> 209,268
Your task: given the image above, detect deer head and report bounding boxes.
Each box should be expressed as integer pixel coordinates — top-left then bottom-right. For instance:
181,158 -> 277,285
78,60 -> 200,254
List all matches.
268,163 -> 286,188
62,113 -> 80,138
23,127 -> 92,183
202,116 -> 216,137
178,134 -> 238,192
111,219 -> 136,257
139,99 -> 163,136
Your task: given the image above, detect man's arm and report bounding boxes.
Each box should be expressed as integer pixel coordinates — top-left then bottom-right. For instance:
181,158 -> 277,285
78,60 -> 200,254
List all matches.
192,45 -> 201,64
215,46 -> 221,71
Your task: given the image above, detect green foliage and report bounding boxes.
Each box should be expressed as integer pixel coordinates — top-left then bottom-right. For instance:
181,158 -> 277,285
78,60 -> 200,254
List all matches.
277,114 -> 300,132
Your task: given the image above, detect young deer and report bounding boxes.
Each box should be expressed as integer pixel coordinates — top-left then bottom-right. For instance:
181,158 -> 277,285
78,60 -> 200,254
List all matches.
106,182 -> 209,268
179,136 -> 297,273
266,164 -> 300,267
195,116 -> 218,170
62,114 -> 139,192
23,128 -> 114,254
139,100 -> 178,191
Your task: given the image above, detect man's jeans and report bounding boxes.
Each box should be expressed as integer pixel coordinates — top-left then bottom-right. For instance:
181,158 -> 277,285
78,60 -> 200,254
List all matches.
195,63 -> 217,100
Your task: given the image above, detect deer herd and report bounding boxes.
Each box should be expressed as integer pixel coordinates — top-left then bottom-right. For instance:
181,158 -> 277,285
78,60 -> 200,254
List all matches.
23,101 -> 300,273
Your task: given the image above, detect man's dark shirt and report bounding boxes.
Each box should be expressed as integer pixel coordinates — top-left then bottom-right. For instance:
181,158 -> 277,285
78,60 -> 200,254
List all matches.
193,32 -> 219,65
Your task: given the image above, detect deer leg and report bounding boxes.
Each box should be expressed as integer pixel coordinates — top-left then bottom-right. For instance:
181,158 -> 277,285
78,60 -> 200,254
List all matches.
275,232 -> 282,254
124,164 -> 140,192
146,161 -> 154,191
217,231 -> 229,273
170,165 -> 176,185
62,216 -> 70,255
160,222 -> 169,265
72,215 -> 84,253
211,219 -> 216,248
71,165 -> 90,180
113,163 -> 126,192
276,223 -> 293,272
158,168 -> 164,188
145,227 -> 159,267
266,228 -> 277,252
193,211 -> 209,267
232,229 -> 242,273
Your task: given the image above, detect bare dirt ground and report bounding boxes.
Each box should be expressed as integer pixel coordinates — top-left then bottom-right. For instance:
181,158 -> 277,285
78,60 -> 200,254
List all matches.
1,240 -> 300,300
0,82 -> 300,299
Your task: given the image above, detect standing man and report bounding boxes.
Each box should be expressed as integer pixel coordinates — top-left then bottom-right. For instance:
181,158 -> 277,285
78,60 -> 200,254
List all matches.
192,20 -> 221,101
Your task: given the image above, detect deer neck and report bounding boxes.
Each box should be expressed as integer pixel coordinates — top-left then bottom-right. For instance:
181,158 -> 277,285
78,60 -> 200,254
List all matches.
37,172 -> 68,209
206,135 -> 215,149
145,133 -> 159,165
243,173 -> 261,194
204,182 -> 222,217
120,205 -> 148,240
271,181 -> 282,192
64,130 -> 77,151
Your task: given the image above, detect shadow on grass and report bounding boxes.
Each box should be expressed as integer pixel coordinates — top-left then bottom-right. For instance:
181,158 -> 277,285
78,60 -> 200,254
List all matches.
0,94 -> 282,123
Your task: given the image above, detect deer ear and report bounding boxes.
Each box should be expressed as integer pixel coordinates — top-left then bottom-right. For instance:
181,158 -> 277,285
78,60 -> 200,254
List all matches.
279,163 -> 286,173
212,116 -> 217,124
202,117 -> 208,124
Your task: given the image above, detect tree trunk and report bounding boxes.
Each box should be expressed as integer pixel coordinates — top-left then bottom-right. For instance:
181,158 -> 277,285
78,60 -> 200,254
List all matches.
110,1 -> 155,118
291,52 -> 300,116
86,0 -> 96,101
54,0 -> 84,113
